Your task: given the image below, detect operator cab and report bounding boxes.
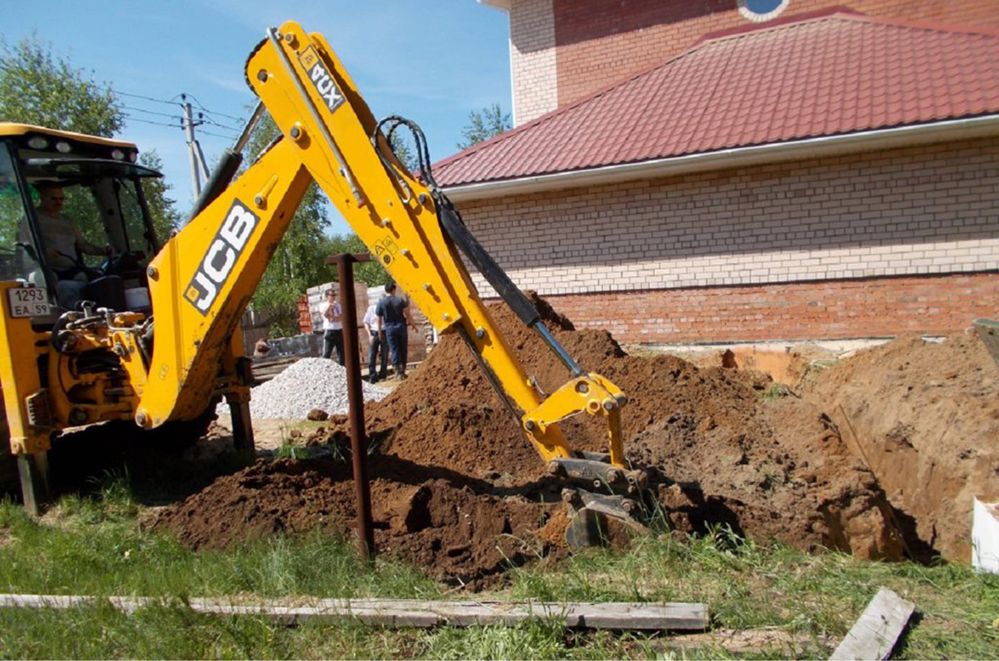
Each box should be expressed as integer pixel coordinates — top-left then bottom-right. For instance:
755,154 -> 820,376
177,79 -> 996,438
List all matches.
0,124 -> 164,324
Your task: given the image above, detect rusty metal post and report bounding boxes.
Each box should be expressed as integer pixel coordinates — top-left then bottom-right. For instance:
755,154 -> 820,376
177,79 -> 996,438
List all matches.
327,252 -> 375,560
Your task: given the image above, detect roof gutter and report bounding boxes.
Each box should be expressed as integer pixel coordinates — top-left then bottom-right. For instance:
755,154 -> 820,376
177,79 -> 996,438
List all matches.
443,114 -> 999,202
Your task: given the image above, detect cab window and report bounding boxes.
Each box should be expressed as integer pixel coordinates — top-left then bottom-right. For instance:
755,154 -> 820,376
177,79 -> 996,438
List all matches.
0,145 -> 39,283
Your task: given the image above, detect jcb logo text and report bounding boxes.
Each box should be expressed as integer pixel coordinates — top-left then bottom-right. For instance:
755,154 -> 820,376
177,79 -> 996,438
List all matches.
184,200 -> 258,315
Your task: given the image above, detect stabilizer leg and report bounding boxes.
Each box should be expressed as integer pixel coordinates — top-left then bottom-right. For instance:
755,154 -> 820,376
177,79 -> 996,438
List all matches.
227,397 -> 256,460
17,451 -> 50,517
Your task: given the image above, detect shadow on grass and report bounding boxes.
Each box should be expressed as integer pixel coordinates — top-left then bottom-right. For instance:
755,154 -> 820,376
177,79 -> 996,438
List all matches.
44,420 -> 251,507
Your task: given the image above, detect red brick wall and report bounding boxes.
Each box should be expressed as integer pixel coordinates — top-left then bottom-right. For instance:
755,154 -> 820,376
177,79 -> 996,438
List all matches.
552,0 -> 999,108
544,273 -> 999,344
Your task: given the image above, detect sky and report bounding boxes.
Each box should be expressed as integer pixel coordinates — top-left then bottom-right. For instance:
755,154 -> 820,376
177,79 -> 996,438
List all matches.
2,0 -> 513,233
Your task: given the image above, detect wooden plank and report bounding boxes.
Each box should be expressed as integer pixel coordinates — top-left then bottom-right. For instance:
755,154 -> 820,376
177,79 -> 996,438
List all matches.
0,594 -> 707,631
830,587 -> 915,661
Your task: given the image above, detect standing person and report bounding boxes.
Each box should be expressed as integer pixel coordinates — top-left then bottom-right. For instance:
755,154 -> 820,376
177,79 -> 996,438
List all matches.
375,281 -> 418,379
320,287 -> 344,365
362,301 -> 388,383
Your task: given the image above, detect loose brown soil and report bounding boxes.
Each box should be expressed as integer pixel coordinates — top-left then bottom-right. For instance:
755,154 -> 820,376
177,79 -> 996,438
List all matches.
148,295 -> 993,584
802,330 -> 999,562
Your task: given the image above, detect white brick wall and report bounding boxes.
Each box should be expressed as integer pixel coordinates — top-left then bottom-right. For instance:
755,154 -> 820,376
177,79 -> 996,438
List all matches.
457,138 -> 999,296
510,0 -> 557,125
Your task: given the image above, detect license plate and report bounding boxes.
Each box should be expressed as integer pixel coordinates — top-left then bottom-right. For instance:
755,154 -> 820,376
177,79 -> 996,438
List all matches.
7,286 -> 52,318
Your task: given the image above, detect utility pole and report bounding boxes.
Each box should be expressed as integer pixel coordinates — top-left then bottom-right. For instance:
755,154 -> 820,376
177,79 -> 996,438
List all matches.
180,94 -> 209,201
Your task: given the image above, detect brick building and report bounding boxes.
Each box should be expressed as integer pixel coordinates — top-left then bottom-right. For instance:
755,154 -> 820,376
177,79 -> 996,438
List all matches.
433,1 -> 999,344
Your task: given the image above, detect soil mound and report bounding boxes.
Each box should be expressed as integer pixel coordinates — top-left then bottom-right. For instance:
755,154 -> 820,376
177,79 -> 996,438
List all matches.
146,455 -> 555,586
803,330 -> 999,562
152,294 -> 907,584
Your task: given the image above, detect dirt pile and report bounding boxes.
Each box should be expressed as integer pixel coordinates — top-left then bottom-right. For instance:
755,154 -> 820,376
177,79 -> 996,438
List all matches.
803,330 -> 999,562
151,294 -> 912,584
147,455 -> 551,585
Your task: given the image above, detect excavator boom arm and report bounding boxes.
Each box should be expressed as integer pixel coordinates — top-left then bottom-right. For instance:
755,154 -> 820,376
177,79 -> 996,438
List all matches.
134,21 -> 628,472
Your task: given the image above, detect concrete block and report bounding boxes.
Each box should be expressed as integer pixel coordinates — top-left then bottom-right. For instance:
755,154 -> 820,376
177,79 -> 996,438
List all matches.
972,498 -> 999,574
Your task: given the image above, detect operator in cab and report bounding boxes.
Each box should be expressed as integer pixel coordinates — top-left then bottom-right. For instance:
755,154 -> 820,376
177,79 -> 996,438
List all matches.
22,182 -> 113,309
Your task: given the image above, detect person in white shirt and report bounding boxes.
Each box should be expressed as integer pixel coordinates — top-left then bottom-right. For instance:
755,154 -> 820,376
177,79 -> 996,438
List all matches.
320,288 -> 344,365
362,301 -> 387,382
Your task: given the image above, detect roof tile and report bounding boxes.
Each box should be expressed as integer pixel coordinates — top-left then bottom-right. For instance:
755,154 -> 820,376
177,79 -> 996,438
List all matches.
435,11 -> 999,188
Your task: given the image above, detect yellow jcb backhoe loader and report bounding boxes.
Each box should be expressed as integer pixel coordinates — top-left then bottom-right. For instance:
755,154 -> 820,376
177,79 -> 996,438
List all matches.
0,21 -> 645,541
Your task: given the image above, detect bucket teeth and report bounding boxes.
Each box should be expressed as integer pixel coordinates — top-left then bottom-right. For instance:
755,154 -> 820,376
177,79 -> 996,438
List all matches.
563,491 -> 648,549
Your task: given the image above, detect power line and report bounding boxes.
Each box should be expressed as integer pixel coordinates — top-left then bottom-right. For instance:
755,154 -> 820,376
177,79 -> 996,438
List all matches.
121,105 -> 183,121
121,114 -> 182,129
199,129 -> 239,140
201,117 -> 241,133
185,93 -> 246,123
113,89 -> 178,107
115,89 -> 247,131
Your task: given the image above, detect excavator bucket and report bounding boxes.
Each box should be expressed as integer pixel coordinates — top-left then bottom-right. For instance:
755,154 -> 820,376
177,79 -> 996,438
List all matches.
561,487 -> 650,549
551,451 -> 654,549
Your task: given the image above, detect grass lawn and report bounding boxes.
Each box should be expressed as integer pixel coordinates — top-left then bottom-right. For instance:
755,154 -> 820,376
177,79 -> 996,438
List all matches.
0,476 -> 996,659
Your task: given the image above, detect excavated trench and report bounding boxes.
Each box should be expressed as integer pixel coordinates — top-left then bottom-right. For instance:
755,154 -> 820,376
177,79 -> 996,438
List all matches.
143,294 -> 999,586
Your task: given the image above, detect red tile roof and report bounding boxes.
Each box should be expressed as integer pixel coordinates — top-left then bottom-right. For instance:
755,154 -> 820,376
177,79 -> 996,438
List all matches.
433,10 -> 999,187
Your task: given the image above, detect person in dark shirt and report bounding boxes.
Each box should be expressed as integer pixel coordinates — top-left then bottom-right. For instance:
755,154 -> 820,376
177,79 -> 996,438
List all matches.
375,281 -> 417,379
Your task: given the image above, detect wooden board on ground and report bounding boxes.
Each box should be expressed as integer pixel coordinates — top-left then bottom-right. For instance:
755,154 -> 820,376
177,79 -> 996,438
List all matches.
830,587 -> 915,661
0,594 -> 708,631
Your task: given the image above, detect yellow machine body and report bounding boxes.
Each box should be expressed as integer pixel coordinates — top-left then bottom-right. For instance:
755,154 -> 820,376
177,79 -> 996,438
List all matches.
0,21 -> 631,512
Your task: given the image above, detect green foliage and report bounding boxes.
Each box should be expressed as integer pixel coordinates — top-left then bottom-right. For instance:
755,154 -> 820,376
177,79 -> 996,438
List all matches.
0,35 -> 122,136
762,383 -> 793,400
457,103 -> 511,150
246,115 -> 334,336
0,36 -> 181,261
326,232 -> 392,289
388,130 -> 417,173
138,151 -> 181,242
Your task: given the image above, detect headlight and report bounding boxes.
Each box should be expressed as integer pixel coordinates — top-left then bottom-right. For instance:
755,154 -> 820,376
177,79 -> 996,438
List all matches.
55,141 -> 71,153
27,136 -> 49,150
111,149 -> 125,160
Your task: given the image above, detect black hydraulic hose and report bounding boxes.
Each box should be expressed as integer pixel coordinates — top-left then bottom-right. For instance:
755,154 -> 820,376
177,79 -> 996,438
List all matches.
372,113 -> 585,377
187,149 -> 243,221
187,101 -> 265,222
435,198 -> 540,328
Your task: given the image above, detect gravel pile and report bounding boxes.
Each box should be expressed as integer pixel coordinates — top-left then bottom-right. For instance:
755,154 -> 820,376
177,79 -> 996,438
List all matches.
219,358 -> 389,420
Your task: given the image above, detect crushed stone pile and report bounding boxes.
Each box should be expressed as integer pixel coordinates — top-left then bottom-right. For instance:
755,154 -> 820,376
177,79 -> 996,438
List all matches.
218,358 -> 388,420
151,295 -> 990,585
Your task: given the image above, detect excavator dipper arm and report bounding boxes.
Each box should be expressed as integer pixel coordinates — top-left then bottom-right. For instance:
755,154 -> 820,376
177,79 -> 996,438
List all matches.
131,21 -> 636,488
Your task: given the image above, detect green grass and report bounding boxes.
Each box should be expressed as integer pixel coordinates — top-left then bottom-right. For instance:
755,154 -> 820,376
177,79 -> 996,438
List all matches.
507,530 -> 999,659
0,481 -> 996,659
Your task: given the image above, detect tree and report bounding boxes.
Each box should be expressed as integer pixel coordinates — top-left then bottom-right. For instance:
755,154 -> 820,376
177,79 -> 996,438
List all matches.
138,151 -> 181,241
457,103 -> 511,150
247,115 -> 333,336
0,36 -> 122,136
326,233 -> 391,289
0,36 -> 181,257
245,115 -> 390,337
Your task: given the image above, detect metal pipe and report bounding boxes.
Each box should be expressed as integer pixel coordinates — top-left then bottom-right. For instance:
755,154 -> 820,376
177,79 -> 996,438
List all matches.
233,102 -> 266,155
330,252 -> 375,560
